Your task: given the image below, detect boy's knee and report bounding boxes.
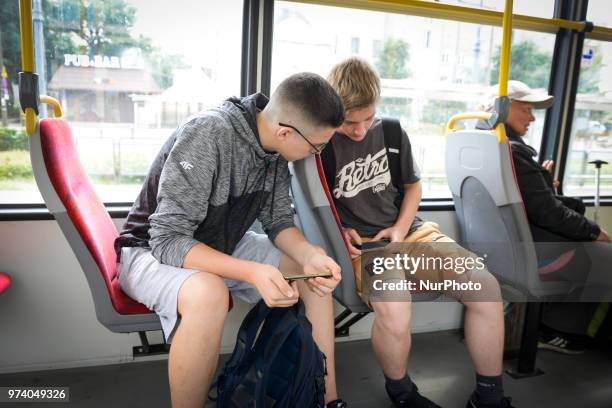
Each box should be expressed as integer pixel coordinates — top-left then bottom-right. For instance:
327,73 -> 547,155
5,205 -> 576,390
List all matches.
450,268 -> 502,303
178,272 -> 230,318
472,269 -> 502,300
372,302 -> 412,335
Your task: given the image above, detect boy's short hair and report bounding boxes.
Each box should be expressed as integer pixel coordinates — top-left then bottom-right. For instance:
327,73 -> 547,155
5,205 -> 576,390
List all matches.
274,72 -> 345,128
328,57 -> 381,111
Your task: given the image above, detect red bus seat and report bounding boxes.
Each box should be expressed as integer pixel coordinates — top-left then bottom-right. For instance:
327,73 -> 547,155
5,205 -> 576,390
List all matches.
31,119 -> 231,333
0,272 -> 11,295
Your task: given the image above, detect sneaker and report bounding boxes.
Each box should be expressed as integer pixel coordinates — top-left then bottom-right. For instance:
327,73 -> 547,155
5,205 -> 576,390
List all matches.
466,394 -> 516,408
538,332 -> 586,354
326,399 -> 348,408
385,383 -> 441,408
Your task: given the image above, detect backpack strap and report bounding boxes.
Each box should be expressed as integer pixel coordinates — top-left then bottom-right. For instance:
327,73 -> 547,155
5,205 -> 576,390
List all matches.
382,117 -> 403,192
224,300 -> 271,370
382,118 -> 404,205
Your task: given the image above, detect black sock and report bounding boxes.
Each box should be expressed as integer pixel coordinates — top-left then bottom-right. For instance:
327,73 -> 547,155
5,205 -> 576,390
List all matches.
384,372 -> 414,400
474,373 -> 503,405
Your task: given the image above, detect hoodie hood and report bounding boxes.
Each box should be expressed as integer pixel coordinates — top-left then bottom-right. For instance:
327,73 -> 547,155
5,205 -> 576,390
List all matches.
220,93 -> 278,162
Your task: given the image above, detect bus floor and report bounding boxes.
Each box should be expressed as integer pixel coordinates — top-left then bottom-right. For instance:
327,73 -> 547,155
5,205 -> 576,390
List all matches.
0,329 -> 610,407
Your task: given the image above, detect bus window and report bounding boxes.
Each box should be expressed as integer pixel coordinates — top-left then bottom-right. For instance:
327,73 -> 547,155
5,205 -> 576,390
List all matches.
564,39 -> 612,197
587,0 -> 612,29
271,1 -> 554,198
0,0 -> 242,204
420,0 -> 555,18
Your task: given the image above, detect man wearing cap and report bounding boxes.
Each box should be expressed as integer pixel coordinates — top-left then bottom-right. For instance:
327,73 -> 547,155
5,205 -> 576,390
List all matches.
482,80 -> 609,243
483,80 -> 612,354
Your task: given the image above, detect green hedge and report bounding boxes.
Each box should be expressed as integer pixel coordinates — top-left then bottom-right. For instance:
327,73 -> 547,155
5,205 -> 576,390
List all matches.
0,151 -> 33,179
0,127 -> 28,151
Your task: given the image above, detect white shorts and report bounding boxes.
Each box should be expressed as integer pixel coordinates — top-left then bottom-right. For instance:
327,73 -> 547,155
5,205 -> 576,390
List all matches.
117,231 -> 282,342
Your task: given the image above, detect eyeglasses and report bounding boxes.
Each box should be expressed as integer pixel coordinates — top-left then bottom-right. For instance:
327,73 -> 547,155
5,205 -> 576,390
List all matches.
279,122 -> 328,154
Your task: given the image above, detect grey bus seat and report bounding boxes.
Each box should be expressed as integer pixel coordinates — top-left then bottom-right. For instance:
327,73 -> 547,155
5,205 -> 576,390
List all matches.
291,155 -> 370,313
291,155 -> 439,315
445,129 -> 571,300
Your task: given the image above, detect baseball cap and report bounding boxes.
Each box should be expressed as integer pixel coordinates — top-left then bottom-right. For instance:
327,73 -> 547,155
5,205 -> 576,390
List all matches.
480,80 -> 554,111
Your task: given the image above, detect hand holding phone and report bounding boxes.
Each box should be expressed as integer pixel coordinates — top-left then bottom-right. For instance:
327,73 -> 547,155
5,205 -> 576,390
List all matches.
283,271 -> 333,281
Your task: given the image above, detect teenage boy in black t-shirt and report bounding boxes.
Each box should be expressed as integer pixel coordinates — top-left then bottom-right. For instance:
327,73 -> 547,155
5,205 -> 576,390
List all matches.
323,57 -> 513,408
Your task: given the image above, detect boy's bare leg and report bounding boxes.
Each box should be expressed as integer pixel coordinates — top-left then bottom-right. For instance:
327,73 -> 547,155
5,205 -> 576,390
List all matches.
169,272 -> 229,408
279,255 -> 339,403
448,269 -> 504,376
463,300 -> 504,375
370,301 -> 412,379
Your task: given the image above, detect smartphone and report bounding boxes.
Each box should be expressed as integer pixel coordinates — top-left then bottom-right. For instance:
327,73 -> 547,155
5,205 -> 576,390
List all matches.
355,240 -> 390,251
284,272 -> 333,281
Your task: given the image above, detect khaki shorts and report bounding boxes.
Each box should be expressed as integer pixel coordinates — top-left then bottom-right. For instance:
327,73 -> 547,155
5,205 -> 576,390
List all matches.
353,222 -> 486,305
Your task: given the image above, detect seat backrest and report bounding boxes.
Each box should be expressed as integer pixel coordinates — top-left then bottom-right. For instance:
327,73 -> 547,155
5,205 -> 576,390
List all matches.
291,156 -> 369,313
291,154 -> 440,313
30,119 -> 159,332
445,130 -> 570,299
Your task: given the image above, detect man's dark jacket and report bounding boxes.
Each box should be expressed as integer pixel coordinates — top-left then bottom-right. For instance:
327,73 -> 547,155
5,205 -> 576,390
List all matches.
506,126 -> 600,242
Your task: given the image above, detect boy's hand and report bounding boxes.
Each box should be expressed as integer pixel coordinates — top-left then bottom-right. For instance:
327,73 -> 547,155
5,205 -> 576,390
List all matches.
343,228 -> 362,259
372,225 -> 407,243
250,264 -> 299,307
302,250 -> 342,297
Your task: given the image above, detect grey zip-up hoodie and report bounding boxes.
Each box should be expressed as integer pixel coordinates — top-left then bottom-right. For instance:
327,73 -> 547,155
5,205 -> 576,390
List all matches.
115,93 -> 295,267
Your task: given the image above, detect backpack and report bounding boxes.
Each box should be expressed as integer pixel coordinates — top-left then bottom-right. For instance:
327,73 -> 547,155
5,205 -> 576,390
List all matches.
321,117 -> 405,208
212,299 -> 327,408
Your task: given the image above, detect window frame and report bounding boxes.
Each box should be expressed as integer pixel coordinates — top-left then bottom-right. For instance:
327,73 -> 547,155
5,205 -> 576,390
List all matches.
3,0 -> 612,220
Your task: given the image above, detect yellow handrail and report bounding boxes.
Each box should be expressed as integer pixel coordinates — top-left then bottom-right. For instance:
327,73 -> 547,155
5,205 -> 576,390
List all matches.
19,0 -> 66,134
293,0 -> 612,42
445,112 -> 492,133
445,112 -> 507,144
24,108 -> 37,135
19,0 -> 38,135
40,96 -> 63,118
492,123 -> 508,145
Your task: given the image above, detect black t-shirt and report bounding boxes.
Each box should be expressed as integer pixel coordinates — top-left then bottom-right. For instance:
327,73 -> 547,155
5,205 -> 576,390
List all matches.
327,118 -> 422,237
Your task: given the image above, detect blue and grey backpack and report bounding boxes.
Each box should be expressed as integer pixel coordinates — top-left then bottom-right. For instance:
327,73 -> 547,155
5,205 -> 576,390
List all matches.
212,299 -> 327,407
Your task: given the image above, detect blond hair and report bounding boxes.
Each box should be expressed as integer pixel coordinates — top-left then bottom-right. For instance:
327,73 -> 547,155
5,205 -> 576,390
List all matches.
327,57 -> 381,111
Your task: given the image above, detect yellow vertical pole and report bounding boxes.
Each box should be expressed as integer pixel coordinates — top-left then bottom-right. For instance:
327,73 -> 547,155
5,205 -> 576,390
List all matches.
19,0 -> 35,73
498,0 -> 513,97
18,0 -> 38,134
491,0 -> 513,143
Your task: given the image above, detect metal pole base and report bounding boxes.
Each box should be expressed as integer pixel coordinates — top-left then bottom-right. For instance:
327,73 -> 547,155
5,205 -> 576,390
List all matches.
505,367 -> 545,379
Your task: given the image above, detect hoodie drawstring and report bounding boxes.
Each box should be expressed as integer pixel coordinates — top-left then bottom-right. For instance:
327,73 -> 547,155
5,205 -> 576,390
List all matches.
269,158 -> 280,218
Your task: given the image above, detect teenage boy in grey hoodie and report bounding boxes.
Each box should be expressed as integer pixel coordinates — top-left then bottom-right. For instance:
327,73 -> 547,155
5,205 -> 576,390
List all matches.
115,73 -> 347,408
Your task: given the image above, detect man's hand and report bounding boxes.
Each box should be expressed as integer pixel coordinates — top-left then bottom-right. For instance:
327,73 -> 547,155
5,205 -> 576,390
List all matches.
542,160 -> 554,173
542,160 -> 560,190
372,225 -> 407,243
249,264 -> 299,307
343,228 -> 362,259
597,228 -> 611,243
302,249 -> 342,297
